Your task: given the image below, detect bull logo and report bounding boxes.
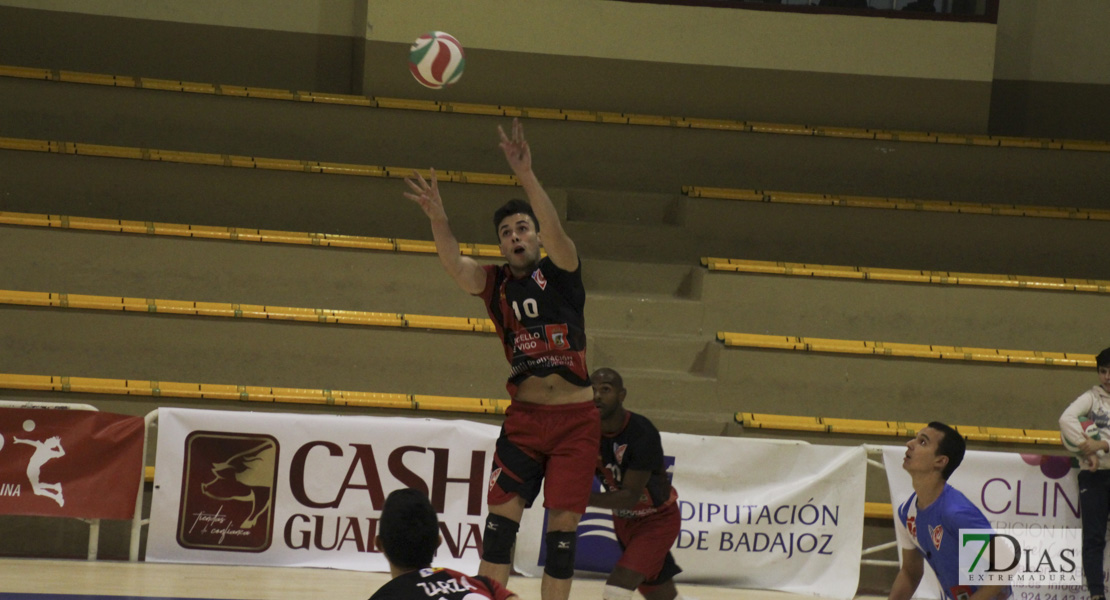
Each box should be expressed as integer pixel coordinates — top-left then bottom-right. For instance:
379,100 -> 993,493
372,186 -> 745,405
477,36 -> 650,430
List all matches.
178,432 -> 279,552
200,440 -> 276,529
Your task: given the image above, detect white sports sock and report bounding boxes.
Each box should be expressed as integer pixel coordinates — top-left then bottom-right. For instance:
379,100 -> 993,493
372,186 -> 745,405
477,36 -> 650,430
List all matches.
602,584 -> 634,600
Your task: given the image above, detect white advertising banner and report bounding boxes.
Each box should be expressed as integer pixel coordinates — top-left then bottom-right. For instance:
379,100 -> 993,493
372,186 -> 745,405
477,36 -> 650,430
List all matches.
515,434 -> 867,599
882,446 -> 1089,599
147,407 -> 499,572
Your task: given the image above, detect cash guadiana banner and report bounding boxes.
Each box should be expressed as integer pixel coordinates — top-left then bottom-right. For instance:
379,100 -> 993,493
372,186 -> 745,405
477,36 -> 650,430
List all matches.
882,446 -> 1089,599
0,406 -> 145,519
146,407 -> 500,572
515,435 -> 867,599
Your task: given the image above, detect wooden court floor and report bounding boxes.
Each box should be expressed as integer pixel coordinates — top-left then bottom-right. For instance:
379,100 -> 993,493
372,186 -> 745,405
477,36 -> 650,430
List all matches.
0,558 -> 884,600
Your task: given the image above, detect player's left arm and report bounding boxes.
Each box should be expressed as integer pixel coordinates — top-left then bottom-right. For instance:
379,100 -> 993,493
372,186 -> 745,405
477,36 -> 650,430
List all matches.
498,117 -> 578,272
589,469 -> 651,510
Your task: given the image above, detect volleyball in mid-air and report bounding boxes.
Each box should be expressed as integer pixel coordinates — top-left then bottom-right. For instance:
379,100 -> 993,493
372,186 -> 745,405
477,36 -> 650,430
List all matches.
408,31 -> 465,89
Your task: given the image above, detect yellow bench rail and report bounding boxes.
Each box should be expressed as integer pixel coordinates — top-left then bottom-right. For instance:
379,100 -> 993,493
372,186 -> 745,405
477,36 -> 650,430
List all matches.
0,289 -> 497,333
0,136 -> 518,186
719,332 -> 1094,369
3,64 -> 1108,153
0,372 -> 509,415
0,210 -> 503,257
702,257 -> 1110,294
736,412 -> 1061,446
685,187 -> 1110,221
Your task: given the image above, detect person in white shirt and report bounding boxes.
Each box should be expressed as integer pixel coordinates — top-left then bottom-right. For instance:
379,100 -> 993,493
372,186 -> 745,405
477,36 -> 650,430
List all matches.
1059,346 -> 1110,600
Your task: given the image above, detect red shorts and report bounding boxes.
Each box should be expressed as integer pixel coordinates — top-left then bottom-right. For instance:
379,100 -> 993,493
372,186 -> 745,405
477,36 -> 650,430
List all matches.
613,501 -> 683,586
488,399 -> 600,514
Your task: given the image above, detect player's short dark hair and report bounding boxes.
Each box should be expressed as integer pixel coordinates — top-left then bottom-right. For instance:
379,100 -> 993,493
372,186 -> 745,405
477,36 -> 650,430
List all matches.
493,199 -> 539,236
379,488 -> 438,569
928,421 -> 965,480
1097,347 -> 1110,368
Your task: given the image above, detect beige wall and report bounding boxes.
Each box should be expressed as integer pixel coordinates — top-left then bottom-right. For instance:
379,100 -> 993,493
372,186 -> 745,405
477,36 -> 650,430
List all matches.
0,0 -> 996,82
0,0 -> 363,35
995,0 -> 1110,84
366,0 -> 995,81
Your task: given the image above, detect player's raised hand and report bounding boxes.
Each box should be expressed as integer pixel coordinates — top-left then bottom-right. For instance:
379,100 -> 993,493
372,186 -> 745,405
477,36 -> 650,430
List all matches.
498,117 -> 531,175
403,169 -> 447,221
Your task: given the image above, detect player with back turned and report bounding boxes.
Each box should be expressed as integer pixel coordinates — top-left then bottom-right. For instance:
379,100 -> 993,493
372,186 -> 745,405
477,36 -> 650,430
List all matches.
404,118 -> 600,600
370,488 -> 519,600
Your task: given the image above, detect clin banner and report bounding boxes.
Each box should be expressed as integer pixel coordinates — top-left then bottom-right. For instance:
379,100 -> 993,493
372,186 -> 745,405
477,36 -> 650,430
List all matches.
146,407 -> 499,572
882,446 -> 1090,600
0,406 -> 145,519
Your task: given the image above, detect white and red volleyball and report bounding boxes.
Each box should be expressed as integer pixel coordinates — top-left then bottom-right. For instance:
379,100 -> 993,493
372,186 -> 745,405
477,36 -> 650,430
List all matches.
408,31 -> 465,89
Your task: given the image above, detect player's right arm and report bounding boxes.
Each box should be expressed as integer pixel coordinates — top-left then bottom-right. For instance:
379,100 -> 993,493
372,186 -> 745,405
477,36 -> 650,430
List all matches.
498,118 -> 579,273
404,169 -> 487,295
888,548 -> 924,600
589,469 -> 651,510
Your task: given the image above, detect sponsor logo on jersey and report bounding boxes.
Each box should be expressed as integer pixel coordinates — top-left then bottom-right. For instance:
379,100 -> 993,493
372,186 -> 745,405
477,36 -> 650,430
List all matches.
907,515 -> 917,538
513,329 -> 548,355
932,524 -> 943,550
544,324 -> 569,349
531,268 -> 548,290
614,443 -> 627,465
489,467 -> 502,492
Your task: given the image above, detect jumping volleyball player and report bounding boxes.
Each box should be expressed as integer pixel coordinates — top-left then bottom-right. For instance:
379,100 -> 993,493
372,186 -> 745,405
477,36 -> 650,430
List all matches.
404,118 -> 599,600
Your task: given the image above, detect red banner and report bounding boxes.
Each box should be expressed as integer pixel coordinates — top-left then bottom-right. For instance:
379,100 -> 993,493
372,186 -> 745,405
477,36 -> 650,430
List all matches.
0,407 -> 145,519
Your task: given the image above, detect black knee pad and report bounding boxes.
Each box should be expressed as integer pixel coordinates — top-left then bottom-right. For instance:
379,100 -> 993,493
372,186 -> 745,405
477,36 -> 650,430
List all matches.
482,513 -> 519,564
544,531 -> 577,579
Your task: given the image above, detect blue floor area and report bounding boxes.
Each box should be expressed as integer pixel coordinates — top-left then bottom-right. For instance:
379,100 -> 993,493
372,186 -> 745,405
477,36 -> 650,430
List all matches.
0,595 -> 220,600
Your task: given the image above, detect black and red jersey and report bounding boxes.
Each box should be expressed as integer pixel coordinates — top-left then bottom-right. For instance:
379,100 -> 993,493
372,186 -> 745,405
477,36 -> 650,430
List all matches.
368,567 -> 514,600
476,257 -> 589,397
597,411 -> 678,520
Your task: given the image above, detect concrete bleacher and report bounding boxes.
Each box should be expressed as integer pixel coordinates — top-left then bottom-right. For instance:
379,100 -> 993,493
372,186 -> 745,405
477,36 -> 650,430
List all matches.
3,201 -> 1100,435
1,57 -> 1106,578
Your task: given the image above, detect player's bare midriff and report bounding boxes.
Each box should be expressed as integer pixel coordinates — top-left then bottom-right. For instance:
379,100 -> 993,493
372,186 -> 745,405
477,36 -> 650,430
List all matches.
514,373 -> 593,405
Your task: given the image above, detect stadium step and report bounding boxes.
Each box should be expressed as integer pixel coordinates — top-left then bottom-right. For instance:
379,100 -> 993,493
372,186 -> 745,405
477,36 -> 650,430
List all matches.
564,188 -> 684,226
587,294 -> 704,336
3,69 -> 1110,211
0,305 -> 509,401
589,330 -> 719,376
700,265 -> 1109,352
583,259 -> 702,297
608,368 -> 727,435
4,136 -> 1110,276
714,338 -> 1091,431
